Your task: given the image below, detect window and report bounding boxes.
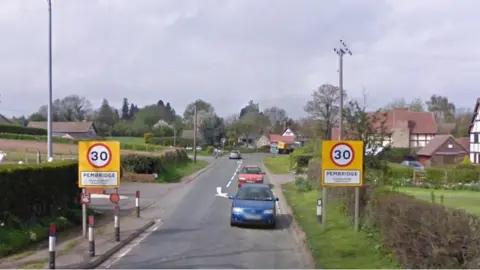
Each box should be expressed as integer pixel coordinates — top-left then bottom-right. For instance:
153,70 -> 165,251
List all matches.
240,167 -> 262,174
236,187 -> 274,201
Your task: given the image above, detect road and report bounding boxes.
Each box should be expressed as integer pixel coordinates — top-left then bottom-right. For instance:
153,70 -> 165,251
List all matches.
101,154 -> 309,269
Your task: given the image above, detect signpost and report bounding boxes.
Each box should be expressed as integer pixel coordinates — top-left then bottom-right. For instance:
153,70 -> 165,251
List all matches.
321,140 -> 364,231
78,141 -> 121,238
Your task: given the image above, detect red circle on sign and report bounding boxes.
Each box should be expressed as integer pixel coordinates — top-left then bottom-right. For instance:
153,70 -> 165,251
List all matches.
330,142 -> 355,167
87,143 -> 112,169
110,193 -> 120,204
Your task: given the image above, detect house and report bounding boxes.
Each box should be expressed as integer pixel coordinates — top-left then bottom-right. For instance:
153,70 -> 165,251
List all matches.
281,128 -> 295,137
27,121 -> 98,138
331,108 -> 438,148
417,135 -> 468,166
469,98 -> 480,163
255,134 -> 270,148
0,114 -> 12,125
238,135 -> 257,146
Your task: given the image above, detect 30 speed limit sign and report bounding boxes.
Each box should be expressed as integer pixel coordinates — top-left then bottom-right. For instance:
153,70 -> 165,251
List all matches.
78,141 -> 120,188
330,143 -> 354,167
321,140 -> 364,187
87,143 -> 112,168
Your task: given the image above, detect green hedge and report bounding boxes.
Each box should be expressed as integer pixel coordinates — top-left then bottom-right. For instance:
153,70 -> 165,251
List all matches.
121,148 -> 189,174
0,161 -> 80,223
0,132 -> 166,152
0,124 -> 47,136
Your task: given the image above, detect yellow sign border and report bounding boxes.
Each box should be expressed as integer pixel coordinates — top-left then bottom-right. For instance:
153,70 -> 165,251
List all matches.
321,140 -> 364,187
78,141 -> 121,188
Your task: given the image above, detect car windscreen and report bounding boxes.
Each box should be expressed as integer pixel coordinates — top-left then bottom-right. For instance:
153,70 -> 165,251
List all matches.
235,187 -> 273,201
231,151 -> 240,154
410,162 -> 422,167
240,167 -> 262,174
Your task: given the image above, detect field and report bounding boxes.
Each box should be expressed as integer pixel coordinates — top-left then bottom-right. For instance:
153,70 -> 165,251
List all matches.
263,154 -> 291,174
398,187 -> 480,215
106,136 -> 145,144
0,138 -> 167,164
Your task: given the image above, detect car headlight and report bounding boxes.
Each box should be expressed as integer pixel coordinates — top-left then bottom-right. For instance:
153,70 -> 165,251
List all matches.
263,209 -> 274,214
232,207 -> 243,213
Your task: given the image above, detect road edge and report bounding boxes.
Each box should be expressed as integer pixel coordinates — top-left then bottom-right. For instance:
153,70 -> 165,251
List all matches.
63,220 -> 155,269
262,163 -> 317,269
183,160 -> 217,184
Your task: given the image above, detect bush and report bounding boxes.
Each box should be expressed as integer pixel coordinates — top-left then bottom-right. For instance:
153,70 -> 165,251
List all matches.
294,176 -> 315,192
205,146 -> 215,153
0,124 -> 47,136
148,136 -> 193,147
144,132 -> 153,144
0,161 -> 80,224
121,148 -> 189,174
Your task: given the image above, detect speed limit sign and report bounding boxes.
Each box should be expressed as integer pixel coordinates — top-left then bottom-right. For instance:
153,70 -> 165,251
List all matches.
330,143 -> 354,167
78,141 -> 120,188
87,143 -> 112,168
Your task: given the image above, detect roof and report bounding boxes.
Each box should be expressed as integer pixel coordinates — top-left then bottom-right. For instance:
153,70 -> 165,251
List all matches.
417,135 -> 467,156
331,108 -> 437,139
0,114 -> 12,125
469,98 -> 480,134
269,134 -> 295,143
27,121 -> 95,133
455,137 -> 470,153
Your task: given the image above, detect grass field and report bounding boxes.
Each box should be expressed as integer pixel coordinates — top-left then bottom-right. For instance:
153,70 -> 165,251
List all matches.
398,187 -> 480,215
282,183 -> 399,268
158,160 -> 209,182
107,136 -> 145,144
263,155 -> 291,174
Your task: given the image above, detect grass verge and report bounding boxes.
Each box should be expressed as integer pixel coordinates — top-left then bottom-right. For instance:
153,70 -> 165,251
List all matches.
158,159 -> 208,183
282,182 -> 399,269
397,187 -> 480,215
264,155 -> 291,174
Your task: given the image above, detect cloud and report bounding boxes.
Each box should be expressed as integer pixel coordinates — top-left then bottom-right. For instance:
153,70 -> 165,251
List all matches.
0,0 -> 478,119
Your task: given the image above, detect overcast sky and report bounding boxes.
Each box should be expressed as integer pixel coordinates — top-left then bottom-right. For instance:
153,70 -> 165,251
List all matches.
0,0 -> 479,119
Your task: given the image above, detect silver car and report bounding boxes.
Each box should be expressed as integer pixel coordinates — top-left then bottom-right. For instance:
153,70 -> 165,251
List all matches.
229,150 -> 242,159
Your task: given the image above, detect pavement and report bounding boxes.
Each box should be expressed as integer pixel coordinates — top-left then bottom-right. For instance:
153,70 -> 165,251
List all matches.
99,154 -> 314,269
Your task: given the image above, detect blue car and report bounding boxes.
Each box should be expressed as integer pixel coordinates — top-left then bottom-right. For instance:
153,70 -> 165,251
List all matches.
229,184 -> 279,228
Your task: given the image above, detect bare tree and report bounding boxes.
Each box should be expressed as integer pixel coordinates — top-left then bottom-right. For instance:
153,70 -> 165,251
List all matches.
304,84 -> 347,139
263,106 -> 287,126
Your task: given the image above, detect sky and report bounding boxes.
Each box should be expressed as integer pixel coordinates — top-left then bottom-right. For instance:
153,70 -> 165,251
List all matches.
0,0 -> 479,119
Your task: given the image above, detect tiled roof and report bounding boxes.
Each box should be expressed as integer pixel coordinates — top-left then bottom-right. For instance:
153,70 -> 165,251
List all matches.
332,108 -> 437,139
269,134 -> 295,143
417,135 -> 467,156
27,121 -> 95,133
455,137 -> 470,153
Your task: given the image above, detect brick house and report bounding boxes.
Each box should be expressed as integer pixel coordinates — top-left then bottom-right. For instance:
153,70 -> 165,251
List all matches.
27,121 -> 99,139
332,108 -> 438,148
417,135 -> 468,166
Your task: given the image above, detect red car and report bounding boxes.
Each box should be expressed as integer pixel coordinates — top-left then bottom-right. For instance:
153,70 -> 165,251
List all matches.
237,165 -> 265,188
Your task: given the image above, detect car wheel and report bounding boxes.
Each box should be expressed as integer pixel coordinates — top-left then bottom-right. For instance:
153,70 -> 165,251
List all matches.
230,218 -> 236,227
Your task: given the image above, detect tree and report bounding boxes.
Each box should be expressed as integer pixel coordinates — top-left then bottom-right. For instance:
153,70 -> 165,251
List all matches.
426,95 -> 456,123
200,114 -> 226,146
452,108 -> 473,137
304,84 -> 346,139
384,97 -> 425,112
409,98 -> 425,112
263,106 -> 287,127
35,95 -> 93,121
128,103 -> 140,119
95,99 -> 116,135
165,102 -> 176,122
239,100 -> 260,119
121,98 -> 130,120
133,105 -> 166,129
183,99 -> 215,128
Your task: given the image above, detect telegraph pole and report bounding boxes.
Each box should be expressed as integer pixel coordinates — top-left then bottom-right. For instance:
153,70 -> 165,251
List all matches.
47,0 -> 53,160
193,105 -> 197,164
335,40 -> 359,232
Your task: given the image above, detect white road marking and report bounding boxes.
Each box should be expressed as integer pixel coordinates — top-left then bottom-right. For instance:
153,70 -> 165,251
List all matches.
226,180 -> 232,187
103,219 -> 162,268
91,194 -> 128,200
226,161 -> 242,188
215,186 -> 229,198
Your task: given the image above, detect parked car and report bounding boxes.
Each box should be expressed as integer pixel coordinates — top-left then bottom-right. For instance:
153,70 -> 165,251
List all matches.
236,165 -> 265,188
229,184 -> 278,228
401,160 -> 424,171
229,150 -> 242,159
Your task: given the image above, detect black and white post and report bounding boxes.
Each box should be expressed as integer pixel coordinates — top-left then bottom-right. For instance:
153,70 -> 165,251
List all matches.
316,199 -> 323,223
88,216 -> 95,257
49,224 -> 56,269
114,210 -> 120,242
136,190 -> 140,218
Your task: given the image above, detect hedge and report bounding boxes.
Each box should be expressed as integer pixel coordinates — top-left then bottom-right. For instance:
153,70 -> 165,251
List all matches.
121,148 -> 189,175
0,124 -> 47,136
148,137 -> 194,147
0,132 -> 166,152
0,161 -> 80,224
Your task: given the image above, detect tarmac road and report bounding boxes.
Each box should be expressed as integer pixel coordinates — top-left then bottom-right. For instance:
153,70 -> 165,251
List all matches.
101,154 -> 308,269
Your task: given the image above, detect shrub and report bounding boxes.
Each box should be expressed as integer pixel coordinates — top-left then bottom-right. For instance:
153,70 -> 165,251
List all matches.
0,161 -> 80,224
149,137 -> 193,147
388,163 -> 413,183
0,124 -> 47,136
294,176 -> 315,192
462,155 -> 473,165
424,167 -> 446,188
144,132 -> 153,144
121,148 -> 189,174
205,146 -> 215,153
